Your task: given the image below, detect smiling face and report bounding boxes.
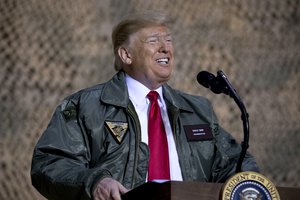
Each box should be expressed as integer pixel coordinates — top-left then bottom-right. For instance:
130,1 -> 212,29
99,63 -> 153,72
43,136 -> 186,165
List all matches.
119,25 -> 174,90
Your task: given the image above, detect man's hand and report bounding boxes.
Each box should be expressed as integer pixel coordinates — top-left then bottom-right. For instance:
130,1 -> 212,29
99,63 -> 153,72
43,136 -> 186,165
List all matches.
93,177 -> 129,200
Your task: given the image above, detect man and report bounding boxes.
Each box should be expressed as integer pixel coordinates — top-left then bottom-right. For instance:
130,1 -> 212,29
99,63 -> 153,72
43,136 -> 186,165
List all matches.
31,12 -> 259,200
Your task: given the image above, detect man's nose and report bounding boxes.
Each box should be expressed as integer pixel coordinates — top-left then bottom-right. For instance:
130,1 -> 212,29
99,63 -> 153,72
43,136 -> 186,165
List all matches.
158,40 -> 171,53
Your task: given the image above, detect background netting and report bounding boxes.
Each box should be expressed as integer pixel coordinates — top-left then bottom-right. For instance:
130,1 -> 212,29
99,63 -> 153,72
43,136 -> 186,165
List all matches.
0,0 -> 299,199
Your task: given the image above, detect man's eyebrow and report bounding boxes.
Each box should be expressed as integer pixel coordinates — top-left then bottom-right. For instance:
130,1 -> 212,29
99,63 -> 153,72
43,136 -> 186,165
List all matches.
146,33 -> 172,37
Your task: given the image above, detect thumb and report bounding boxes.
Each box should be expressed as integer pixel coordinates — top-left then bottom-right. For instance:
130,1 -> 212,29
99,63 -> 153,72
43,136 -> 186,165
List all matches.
118,183 -> 129,194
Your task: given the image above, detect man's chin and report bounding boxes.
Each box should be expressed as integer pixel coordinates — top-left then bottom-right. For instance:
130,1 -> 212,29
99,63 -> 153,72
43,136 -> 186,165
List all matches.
159,75 -> 171,84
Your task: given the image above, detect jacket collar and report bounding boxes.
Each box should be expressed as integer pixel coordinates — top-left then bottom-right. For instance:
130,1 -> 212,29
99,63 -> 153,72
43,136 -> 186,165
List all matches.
162,84 -> 194,113
101,70 -> 194,113
100,70 -> 130,108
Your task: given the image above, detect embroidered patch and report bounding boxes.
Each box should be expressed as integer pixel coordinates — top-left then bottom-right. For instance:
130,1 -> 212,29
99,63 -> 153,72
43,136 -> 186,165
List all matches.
62,108 -> 77,121
105,121 -> 128,144
184,124 -> 214,141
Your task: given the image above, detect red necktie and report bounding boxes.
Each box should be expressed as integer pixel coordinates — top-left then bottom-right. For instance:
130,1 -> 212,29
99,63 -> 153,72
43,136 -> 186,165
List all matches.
147,91 -> 170,181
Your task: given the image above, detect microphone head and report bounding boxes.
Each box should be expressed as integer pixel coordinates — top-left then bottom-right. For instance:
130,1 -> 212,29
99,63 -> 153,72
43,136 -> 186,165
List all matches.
197,71 -> 215,88
197,71 -> 223,94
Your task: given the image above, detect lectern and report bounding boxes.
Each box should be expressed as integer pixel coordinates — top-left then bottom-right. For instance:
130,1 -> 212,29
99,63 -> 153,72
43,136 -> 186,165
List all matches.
121,181 -> 300,200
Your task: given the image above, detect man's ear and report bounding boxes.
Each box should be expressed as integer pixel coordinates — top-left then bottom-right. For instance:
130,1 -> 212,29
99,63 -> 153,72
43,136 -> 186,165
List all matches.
118,47 -> 132,65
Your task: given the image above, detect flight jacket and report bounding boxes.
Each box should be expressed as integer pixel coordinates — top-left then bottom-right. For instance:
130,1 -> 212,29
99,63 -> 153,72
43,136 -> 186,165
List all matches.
31,70 -> 259,200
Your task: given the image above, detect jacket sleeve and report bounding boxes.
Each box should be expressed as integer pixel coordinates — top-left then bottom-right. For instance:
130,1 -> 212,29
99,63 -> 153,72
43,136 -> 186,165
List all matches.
31,99 -> 111,200
210,123 -> 260,182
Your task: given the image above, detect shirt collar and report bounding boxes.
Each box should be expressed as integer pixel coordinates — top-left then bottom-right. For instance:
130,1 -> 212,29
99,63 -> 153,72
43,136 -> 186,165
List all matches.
125,74 -> 164,106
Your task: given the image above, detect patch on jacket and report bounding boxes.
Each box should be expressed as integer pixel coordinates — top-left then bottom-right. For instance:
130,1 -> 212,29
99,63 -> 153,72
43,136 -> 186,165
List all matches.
105,121 -> 128,144
62,108 -> 77,121
184,124 -> 214,141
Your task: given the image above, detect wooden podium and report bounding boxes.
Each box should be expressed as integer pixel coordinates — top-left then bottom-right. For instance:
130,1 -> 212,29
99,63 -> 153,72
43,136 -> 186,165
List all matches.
121,181 -> 300,200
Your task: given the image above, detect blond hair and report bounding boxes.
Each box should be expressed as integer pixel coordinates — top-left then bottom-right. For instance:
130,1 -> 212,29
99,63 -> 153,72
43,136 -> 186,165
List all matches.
111,11 -> 173,71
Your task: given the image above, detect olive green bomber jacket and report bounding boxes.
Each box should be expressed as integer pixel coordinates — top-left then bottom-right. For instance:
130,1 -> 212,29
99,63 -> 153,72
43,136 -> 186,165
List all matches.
31,71 -> 259,200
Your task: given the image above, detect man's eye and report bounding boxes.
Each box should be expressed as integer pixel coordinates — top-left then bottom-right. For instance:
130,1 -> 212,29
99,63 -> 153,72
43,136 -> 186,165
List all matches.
166,37 -> 172,42
147,37 -> 158,43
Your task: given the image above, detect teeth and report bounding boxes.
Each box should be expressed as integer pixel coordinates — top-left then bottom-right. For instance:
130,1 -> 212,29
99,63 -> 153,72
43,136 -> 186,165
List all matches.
157,58 -> 169,64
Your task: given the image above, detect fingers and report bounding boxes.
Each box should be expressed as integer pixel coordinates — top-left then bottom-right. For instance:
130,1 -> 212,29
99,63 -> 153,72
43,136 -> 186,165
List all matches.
111,189 -> 121,200
93,178 -> 129,200
96,186 -> 110,200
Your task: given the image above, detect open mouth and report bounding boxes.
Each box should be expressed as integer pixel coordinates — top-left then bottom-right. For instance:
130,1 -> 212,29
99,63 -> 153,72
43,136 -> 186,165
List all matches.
156,58 -> 169,65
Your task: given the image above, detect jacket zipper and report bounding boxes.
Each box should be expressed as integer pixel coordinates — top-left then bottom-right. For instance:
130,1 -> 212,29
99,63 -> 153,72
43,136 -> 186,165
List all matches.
126,105 -> 141,188
170,107 -> 187,180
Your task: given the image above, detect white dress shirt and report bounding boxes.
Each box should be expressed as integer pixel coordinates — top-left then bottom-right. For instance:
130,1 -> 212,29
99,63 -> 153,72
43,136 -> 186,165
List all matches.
126,74 -> 183,181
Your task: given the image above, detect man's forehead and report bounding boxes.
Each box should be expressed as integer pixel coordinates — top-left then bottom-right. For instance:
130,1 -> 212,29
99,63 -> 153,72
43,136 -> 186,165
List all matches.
137,25 -> 171,36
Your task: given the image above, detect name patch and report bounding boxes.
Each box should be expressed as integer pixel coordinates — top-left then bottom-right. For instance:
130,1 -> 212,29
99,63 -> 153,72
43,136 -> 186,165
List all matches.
184,124 -> 214,141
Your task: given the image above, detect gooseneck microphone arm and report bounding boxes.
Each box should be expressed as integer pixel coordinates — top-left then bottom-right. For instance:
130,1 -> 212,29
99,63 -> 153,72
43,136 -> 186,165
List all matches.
197,70 -> 249,173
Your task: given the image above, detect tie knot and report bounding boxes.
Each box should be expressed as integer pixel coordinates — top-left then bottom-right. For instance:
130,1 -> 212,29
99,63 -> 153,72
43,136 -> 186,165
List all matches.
147,91 -> 159,102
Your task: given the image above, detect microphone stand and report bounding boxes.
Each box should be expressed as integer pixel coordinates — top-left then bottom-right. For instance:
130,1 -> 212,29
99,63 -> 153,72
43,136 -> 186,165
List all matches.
216,71 -> 249,173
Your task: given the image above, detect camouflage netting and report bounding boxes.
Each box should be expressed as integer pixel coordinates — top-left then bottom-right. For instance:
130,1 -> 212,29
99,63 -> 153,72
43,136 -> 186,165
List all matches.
0,0 -> 299,199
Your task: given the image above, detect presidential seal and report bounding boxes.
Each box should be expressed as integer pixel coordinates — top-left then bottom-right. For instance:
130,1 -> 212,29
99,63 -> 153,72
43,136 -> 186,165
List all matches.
221,171 -> 280,200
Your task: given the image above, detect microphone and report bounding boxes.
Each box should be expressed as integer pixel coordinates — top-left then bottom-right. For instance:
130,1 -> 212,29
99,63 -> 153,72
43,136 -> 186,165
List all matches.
197,71 -> 228,95
196,70 -> 249,173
